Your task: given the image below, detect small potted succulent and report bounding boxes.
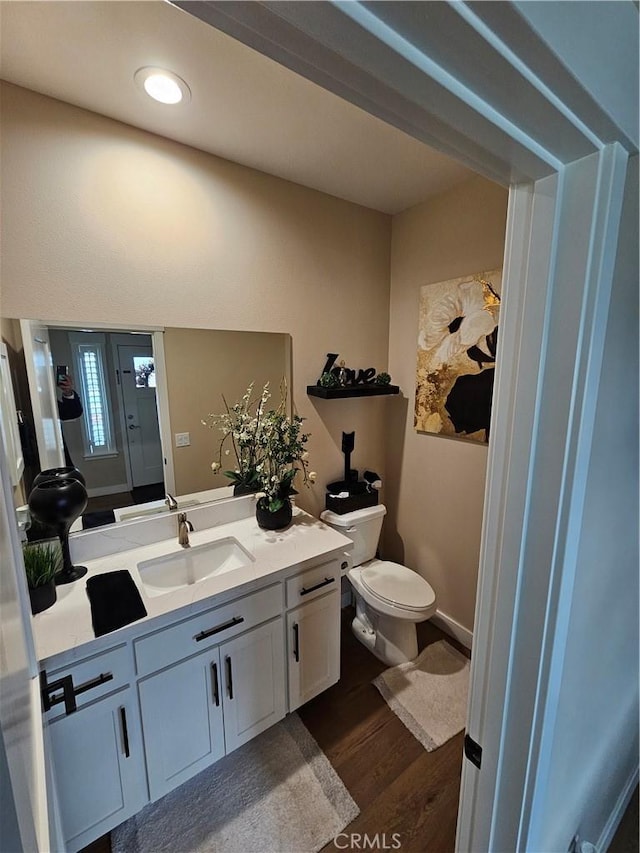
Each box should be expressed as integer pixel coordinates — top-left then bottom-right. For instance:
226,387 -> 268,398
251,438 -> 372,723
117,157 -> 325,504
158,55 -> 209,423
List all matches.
23,540 -> 61,614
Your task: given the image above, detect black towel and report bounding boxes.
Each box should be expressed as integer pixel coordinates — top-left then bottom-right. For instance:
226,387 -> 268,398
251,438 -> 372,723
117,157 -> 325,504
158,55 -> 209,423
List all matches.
86,571 -> 147,637
82,510 -> 116,529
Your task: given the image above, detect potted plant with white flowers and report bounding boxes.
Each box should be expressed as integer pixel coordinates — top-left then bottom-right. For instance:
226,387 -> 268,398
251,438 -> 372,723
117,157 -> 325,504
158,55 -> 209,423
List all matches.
202,382 -> 271,496
254,401 -> 315,530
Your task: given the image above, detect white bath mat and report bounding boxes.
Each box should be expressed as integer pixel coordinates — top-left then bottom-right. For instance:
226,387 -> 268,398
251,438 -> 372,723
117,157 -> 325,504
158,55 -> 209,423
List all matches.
373,639 -> 470,751
112,713 -> 358,853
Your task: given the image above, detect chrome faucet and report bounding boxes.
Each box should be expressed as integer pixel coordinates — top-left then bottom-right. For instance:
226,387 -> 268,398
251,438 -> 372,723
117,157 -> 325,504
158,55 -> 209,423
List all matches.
177,512 -> 194,548
165,493 -> 178,511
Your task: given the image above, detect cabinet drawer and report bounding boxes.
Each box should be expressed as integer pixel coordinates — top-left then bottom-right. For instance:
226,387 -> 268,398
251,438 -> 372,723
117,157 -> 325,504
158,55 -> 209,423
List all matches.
286,559 -> 340,609
134,583 -> 282,677
43,644 -> 131,722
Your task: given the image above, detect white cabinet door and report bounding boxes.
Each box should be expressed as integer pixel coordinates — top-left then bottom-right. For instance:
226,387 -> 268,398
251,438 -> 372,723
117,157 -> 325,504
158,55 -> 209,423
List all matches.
48,688 -> 147,852
220,618 -> 286,753
138,649 -> 225,801
287,591 -> 340,712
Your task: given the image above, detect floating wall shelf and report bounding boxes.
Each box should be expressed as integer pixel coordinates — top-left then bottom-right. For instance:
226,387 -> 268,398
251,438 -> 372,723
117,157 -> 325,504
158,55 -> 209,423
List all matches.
306,384 -> 400,399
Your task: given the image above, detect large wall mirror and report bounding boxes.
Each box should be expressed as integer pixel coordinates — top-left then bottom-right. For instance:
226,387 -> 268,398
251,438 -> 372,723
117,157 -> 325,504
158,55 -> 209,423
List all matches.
1,318 -> 291,531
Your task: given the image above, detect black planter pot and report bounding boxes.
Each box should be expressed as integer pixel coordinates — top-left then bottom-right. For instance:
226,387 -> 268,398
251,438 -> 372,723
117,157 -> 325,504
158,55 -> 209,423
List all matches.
256,498 -> 293,531
28,580 -> 57,615
28,478 -> 88,584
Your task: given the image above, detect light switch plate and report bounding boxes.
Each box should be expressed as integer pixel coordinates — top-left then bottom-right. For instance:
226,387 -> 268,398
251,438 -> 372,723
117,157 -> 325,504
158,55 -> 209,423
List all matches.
175,432 -> 190,447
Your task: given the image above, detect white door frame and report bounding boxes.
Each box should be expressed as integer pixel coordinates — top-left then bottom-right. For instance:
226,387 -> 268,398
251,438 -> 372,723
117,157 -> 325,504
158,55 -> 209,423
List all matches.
181,3 -> 637,849
19,320 -> 65,472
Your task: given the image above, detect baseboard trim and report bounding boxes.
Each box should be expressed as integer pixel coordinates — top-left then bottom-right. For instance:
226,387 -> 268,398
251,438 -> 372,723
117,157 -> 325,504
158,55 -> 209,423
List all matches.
86,484 -> 129,499
597,765 -> 639,851
431,609 -> 473,649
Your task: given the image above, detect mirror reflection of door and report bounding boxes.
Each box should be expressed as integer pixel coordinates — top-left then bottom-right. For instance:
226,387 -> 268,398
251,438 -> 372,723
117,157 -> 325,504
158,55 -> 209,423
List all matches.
117,344 -> 163,489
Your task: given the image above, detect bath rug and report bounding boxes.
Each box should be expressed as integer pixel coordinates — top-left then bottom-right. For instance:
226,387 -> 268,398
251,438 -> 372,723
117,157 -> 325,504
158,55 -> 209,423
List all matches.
373,639 -> 470,751
112,713 -> 359,853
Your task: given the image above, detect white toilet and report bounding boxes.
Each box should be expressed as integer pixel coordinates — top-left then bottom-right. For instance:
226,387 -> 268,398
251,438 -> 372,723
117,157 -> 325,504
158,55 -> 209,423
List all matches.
321,504 -> 436,666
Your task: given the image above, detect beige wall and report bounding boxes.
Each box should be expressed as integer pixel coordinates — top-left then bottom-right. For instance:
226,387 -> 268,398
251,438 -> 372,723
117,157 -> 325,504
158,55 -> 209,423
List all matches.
386,176 -> 508,634
164,327 -> 290,494
0,83 -> 392,516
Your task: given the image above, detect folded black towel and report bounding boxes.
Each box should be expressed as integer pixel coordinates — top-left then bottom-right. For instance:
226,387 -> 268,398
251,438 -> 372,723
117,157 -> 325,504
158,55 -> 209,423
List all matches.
86,571 -> 147,637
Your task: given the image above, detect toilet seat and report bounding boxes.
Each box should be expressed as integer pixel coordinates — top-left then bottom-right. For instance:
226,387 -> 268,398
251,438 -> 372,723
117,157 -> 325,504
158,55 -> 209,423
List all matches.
360,560 -> 436,612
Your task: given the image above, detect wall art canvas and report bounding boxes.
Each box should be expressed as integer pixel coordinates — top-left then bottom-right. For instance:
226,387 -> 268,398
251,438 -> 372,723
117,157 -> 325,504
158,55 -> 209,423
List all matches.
414,269 -> 502,443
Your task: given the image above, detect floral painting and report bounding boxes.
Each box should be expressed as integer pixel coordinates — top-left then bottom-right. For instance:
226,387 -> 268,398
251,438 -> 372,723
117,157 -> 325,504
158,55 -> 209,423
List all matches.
414,269 -> 502,442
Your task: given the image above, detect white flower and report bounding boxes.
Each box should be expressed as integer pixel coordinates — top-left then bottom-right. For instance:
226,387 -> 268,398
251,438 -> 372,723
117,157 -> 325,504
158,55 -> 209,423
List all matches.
302,451 -> 310,461
211,461 -> 220,472
420,280 -> 497,367
308,471 -> 317,483
225,449 -> 230,456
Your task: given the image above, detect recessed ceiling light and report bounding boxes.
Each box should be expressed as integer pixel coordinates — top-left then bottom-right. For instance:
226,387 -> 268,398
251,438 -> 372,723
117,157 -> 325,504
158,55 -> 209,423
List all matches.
134,67 -> 191,105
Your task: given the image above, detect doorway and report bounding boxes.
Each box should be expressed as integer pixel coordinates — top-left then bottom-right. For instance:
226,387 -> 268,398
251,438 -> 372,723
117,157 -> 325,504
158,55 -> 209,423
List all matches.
113,337 -> 164,494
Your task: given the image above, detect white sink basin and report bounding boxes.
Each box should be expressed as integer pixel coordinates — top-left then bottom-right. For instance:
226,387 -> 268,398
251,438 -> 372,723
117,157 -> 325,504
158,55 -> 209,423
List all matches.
137,537 -> 254,597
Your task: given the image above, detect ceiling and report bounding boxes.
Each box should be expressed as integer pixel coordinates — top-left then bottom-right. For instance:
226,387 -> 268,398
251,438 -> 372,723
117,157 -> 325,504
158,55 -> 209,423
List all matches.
0,0 -> 473,215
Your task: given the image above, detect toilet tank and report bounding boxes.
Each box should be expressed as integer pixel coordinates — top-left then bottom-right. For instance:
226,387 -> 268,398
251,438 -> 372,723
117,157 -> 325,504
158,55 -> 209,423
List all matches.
320,505 -> 387,566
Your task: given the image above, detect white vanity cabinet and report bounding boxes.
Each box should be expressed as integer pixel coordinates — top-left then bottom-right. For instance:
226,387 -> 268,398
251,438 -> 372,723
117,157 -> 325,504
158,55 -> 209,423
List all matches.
37,533 -> 348,852
43,649 -> 147,852
139,617 -> 285,801
286,559 -> 341,711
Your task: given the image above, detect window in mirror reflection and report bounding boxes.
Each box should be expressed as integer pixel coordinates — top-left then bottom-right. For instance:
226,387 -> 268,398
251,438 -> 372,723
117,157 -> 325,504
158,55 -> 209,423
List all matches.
73,338 -> 115,456
134,357 -> 156,388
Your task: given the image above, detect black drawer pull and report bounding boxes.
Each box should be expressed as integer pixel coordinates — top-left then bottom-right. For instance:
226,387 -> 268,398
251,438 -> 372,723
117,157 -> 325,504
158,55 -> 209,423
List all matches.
225,656 -> 233,700
211,662 -> 220,707
73,672 -> 114,698
293,623 -> 300,662
40,670 -> 114,716
195,616 -> 244,642
120,707 -> 130,758
300,576 -> 335,596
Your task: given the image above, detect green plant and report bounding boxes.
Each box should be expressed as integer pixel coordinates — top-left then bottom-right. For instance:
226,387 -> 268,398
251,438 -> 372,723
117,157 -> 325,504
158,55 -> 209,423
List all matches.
319,371 -> 339,388
23,541 -> 62,588
255,397 -> 315,513
374,371 -> 391,386
202,382 -> 271,489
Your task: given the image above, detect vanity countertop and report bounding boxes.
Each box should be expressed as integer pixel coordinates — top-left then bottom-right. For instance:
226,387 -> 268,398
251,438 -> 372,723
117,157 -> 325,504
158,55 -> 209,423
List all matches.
33,507 -> 352,667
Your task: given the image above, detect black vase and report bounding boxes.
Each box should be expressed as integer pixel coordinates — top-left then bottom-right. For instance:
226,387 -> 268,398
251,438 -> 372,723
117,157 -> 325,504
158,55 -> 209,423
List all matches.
256,498 -> 293,531
28,478 -> 88,584
28,580 -> 57,615
33,466 -> 86,488
28,467 -> 87,541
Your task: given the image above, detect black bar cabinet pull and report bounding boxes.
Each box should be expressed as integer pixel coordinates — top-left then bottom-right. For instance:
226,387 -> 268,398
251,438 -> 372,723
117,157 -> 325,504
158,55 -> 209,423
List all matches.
293,623 -> 300,662
194,616 -> 244,642
300,577 -> 335,597
41,669 -> 115,716
120,707 -> 130,758
73,672 -> 114,699
211,662 -> 220,707
226,656 -> 233,700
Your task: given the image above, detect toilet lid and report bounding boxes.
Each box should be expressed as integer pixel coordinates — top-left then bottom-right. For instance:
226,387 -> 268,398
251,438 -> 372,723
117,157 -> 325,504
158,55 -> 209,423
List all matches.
360,561 -> 436,611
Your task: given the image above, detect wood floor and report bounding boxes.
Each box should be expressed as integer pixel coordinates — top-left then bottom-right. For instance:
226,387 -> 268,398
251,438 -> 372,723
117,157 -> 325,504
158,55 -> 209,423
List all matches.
301,609 -> 468,853
82,608 -> 467,853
